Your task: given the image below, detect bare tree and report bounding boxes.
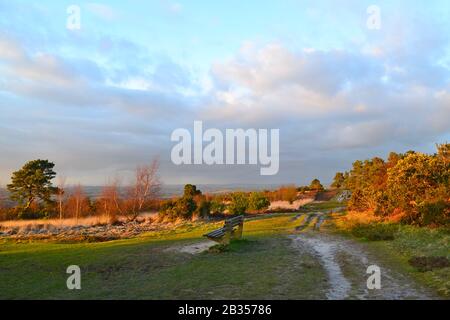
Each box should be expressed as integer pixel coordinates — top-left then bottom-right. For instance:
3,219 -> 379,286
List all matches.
100,178 -> 123,223
74,184 -> 82,222
126,158 -> 161,221
56,176 -> 66,220
67,184 -> 87,222
0,181 -> 4,221
0,180 -> 3,207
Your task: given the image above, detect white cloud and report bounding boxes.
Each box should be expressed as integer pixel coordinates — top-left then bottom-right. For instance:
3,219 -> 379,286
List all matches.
205,40 -> 450,152
0,4 -> 449,185
212,42 -> 382,96
86,3 -> 117,21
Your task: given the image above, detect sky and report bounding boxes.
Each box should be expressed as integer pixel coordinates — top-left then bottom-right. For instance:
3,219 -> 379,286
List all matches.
0,0 -> 449,186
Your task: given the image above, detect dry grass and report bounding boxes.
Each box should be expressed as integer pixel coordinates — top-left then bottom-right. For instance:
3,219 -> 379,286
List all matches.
0,212 -> 158,230
0,216 -> 112,229
334,210 -> 382,230
268,199 -> 314,211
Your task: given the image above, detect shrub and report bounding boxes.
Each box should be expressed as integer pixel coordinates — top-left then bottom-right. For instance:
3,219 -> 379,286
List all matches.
184,184 -> 201,197
278,185 -> 298,203
228,192 -> 249,215
210,197 -> 226,215
17,209 -> 50,220
158,197 -> 197,221
309,178 -> 324,191
350,222 -> 399,241
0,207 -> 16,221
339,143 -> 449,226
158,185 -> 215,221
416,201 -> 450,227
248,192 -> 270,212
193,195 -> 211,218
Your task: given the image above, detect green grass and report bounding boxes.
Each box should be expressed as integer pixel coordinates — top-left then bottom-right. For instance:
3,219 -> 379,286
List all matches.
0,214 -> 327,299
329,214 -> 450,298
381,225 -> 450,297
300,201 -> 344,211
2,208 -> 447,299
349,222 -> 399,241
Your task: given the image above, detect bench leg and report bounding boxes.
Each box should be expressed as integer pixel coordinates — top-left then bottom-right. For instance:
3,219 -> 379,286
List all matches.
235,222 -> 243,240
221,224 -> 233,245
221,231 -> 231,245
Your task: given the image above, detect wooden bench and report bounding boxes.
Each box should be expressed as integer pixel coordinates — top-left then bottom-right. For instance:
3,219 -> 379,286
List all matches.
203,215 -> 244,245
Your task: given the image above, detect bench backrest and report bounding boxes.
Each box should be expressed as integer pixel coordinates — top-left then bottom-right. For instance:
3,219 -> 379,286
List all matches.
224,215 -> 244,228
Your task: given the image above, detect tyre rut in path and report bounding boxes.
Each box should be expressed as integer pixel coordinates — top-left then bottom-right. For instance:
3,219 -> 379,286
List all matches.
290,231 -> 434,300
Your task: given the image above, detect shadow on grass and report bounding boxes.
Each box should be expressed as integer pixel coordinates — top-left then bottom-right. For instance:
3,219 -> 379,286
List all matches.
206,238 -> 255,254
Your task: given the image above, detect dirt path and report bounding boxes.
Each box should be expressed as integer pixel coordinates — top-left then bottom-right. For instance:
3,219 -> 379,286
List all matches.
290,231 -> 434,299
158,212 -> 435,299
165,240 -> 217,254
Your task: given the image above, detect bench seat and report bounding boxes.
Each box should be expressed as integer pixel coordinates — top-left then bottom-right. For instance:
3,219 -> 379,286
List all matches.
204,215 -> 244,244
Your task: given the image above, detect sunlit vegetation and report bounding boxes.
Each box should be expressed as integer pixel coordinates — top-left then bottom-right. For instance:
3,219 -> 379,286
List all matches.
158,185 -> 272,221
330,211 -> 450,297
335,143 -> 449,227
0,159 -> 161,222
0,214 -> 328,300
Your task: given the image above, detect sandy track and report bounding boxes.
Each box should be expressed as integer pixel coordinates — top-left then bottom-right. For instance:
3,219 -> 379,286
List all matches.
165,240 -> 217,254
290,232 -> 433,300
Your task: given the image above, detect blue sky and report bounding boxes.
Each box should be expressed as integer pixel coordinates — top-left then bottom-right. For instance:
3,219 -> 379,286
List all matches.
0,0 -> 449,185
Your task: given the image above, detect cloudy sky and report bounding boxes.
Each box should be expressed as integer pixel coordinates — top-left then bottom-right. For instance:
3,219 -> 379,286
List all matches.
0,0 -> 449,186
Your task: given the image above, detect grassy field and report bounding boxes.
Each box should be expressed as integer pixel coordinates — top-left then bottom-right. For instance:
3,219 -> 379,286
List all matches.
329,213 -> 450,297
300,201 -> 344,211
1,206 -> 448,299
0,214 -> 328,299
364,226 -> 450,297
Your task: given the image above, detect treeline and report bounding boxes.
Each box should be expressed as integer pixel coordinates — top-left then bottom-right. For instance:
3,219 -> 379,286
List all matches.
0,157 -> 329,222
0,159 -> 161,222
159,178 -> 327,221
264,179 -> 324,203
333,143 -> 449,227
159,184 -> 271,221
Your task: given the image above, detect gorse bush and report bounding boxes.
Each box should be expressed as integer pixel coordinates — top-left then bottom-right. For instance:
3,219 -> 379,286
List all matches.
340,143 -> 449,227
159,186 -> 199,221
210,197 -> 226,215
248,192 -> 270,212
228,192 -> 249,216
193,195 -> 211,218
159,184 -> 225,220
416,201 -> 450,227
158,187 -> 272,220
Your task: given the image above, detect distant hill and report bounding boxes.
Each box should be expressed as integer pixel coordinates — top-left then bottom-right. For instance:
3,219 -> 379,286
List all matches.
0,183 -> 285,206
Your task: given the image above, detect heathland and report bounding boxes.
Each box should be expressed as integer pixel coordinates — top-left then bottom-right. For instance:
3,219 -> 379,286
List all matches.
0,144 -> 448,299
